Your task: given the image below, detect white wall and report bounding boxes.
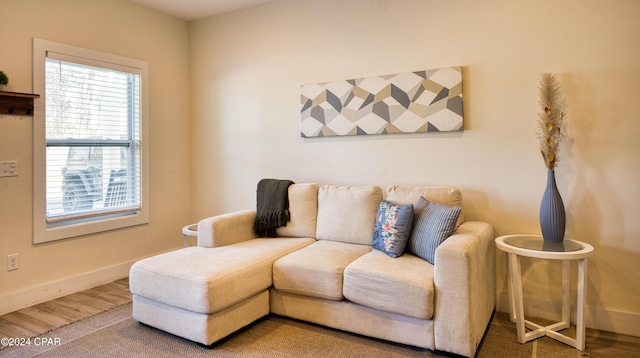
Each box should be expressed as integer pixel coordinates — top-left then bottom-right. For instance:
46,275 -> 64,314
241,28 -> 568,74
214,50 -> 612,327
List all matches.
0,0 -> 191,312
190,0 -> 640,335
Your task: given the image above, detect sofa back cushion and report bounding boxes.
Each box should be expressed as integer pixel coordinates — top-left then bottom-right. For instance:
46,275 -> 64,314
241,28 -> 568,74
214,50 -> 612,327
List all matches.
385,185 -> 464,229
276,183 -> 319,238
316,185 -> 382,245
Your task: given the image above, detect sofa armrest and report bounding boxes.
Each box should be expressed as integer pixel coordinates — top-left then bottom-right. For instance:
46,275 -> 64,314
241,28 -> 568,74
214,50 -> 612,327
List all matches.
433,221 -> 495,358
197,209 -> 257,248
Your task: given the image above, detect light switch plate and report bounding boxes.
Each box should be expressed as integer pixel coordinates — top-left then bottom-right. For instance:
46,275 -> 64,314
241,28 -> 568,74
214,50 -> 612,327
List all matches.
0,161 -> 18,177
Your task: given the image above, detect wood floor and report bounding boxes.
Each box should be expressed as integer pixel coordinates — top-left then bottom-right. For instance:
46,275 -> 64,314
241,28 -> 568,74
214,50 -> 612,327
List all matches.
0,278 -> 131,341
1,278 -> 639,357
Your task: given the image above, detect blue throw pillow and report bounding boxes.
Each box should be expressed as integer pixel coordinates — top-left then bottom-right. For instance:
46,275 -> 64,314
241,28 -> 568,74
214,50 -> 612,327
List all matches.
408,196 -> 462,264
372,200 -> 414,258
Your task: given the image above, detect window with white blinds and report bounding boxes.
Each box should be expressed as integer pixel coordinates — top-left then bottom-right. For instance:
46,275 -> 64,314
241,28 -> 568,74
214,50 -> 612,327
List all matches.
33,39 -> 149,243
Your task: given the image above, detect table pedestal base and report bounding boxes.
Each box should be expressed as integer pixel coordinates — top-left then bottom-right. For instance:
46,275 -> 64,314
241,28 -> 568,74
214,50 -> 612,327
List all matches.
507,254 -> 588,350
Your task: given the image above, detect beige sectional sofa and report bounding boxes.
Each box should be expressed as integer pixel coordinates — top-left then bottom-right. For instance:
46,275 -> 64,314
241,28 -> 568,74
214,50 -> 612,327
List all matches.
129,184 -> 495,357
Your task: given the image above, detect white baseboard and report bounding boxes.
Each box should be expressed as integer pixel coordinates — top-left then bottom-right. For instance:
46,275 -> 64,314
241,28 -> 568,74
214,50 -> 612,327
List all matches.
0,260 -> 135,316
496,292 -> 640,337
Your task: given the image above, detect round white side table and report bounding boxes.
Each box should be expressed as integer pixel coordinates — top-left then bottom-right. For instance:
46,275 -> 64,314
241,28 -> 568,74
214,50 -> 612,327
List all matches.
495,235 -> 594,351
182,224 -> 198,247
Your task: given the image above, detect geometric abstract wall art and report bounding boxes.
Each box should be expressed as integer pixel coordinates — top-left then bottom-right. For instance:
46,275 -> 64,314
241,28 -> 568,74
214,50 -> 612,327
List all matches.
300,66 -> 463,137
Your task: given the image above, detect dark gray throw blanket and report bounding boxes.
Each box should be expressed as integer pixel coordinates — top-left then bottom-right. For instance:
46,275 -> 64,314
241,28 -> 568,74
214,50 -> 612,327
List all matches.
255,179 -> 295,237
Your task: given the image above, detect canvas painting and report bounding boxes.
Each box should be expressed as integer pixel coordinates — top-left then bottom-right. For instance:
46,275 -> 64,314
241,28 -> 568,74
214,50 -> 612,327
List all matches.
300,66 -> 463,137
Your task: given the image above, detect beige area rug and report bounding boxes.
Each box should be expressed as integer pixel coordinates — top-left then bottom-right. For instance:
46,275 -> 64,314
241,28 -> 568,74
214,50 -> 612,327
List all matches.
1,303 -> 592,358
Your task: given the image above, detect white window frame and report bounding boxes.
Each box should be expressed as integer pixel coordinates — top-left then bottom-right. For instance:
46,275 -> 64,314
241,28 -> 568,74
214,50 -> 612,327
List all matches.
33,38 -> 149,244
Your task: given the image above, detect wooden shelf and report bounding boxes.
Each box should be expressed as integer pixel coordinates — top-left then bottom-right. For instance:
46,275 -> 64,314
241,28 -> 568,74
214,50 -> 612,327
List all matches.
0,91 -> 40,116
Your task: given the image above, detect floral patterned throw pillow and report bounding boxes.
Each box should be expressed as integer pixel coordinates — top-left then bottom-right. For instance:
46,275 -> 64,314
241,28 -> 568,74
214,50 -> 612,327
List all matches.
372,200 -> 414,258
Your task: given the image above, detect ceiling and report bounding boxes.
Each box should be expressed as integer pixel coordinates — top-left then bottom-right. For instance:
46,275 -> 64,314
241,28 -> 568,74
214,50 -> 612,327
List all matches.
128,0 -> 273,21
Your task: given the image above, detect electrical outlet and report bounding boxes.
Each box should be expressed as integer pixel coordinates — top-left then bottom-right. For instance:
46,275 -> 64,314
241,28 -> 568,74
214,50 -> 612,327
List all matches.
7,254 -> 19,271
0,161 -> 18,178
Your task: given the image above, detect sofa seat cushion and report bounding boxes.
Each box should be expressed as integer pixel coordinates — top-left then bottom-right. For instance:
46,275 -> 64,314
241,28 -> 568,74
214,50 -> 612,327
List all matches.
273,240 -> 371,300
343,249 -> 435,319
129,237 -> 315,314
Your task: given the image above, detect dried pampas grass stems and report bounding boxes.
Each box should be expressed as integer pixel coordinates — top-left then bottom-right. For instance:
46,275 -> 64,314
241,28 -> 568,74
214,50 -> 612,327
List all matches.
537,73 -> 566,170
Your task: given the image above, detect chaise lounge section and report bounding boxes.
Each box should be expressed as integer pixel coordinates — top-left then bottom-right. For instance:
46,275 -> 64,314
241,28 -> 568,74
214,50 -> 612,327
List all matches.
129,183 -> 495,357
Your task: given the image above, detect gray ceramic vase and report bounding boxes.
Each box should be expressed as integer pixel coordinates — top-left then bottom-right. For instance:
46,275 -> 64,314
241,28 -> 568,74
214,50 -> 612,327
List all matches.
540,170 -> 566,243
